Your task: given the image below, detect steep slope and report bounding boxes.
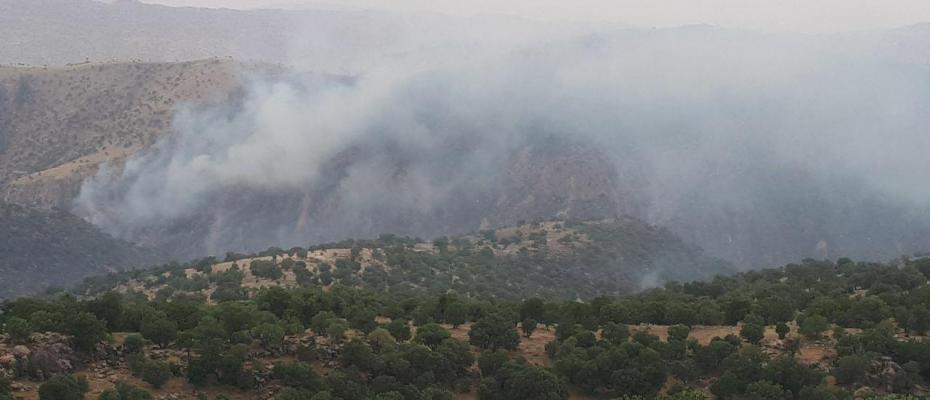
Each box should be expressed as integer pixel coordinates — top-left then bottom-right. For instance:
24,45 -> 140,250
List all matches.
78,219 -> 733,300
0,202 -> 160,298
0,59 -> 255,209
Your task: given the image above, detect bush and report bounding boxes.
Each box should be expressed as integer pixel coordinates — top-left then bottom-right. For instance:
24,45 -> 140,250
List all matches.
250,260 -> 283,280
385,320 -> 411,342
414,323 -> 451,349
478,349 -> 510,377
668,324 -> 690,342
38,375 -> 89,400
141,360 -> 172,389
122,334 -> 144,354
469,315 -> 519,351
521,318 -> 537,338
799,315 -> 829,339
4,317 -> 32,344
740,323 -> 765,344
140,317 -> 177,347
833,355 -> 870,385
775,322 -> 790,340
273,361 -> 323,391
478,362 -> 567,400
98,381 -> 153,400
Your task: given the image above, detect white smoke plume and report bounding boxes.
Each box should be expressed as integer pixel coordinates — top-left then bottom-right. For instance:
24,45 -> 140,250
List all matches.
75,22 -> 930,266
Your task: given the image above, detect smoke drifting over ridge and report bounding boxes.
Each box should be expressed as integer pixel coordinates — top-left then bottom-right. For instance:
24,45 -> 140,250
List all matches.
75,24 -> 930,267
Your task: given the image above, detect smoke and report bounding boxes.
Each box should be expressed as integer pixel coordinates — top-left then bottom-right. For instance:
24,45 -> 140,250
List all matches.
75,22 -> 930,266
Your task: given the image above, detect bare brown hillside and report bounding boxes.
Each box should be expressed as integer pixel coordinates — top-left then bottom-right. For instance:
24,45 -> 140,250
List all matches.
0,59 -> 249,209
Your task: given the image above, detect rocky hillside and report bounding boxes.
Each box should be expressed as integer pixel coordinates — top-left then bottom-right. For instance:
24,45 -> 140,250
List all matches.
0,203 -> 159,299
0,59 -> 254,209
78,219 -> 732,300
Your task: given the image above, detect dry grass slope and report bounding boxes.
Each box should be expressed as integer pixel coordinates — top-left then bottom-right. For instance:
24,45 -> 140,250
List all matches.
0,59 -> 248,209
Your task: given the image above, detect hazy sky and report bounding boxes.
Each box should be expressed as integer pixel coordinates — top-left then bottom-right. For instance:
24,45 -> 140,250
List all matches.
137,0 -> 930,33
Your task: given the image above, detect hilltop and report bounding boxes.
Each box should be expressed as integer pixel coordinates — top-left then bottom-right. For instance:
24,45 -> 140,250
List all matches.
78,219 -> 732,301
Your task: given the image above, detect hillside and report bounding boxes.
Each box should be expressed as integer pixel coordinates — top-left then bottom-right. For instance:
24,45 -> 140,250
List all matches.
0,203 -> 159,299
78,219 -> 732,301
1,249 -> 929,399
0,59 -> 253,209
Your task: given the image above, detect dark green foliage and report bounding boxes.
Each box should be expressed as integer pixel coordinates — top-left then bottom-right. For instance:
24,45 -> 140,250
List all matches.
4,316 -> 32,344
122,334 -> 145,354
98,381 -> 153,400
775,322 -> 790,340
250,260 -> 283,280
603,322 -> 630,345
38,375 -> 89,400
273,362 -> 323,392
0,375 -> 11,400
66,312 -> 107,352
469,315 -> 519,350
140,316 -> 178,347
9,244 -> 930,399
385,319 -> 411,342
519,298 -> 546,323
668,324 -> 690,342
740,323 -> 765,344
833,355 -> 870,385
478,350 -> 510,377
521,318 -> 537,338
799,315 -> 830,339
742,381 -> 788,400
141,360 -> 172,389
252,323 -> 286,351
414,323 -> 451,349
479,362 -> 567,400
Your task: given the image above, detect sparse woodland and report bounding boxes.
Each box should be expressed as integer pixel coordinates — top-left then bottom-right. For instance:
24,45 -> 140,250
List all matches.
2,222 -> 930,400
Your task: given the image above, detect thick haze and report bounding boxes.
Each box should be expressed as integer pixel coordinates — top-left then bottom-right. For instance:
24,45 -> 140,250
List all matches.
133,0 -> 930,33
73,12 -> 930,268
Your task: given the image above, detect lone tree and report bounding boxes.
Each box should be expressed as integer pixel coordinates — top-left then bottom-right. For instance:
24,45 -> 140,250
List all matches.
740,323 -> 765,345
521,318 -> 538,338
775,322 -> 790,340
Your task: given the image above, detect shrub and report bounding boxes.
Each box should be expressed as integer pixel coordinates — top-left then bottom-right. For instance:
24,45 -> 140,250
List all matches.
38,375 -> 89,400
122,334 -> 144,354
668,324 -> 690,342
740,323 -> 765,344
98,381 -> 152,400
469,315 -> 519,351
415,323 -> 451,349
775,322 -> 790,340
799,315 -> 829,339
385,319 -> 411,342
3,317 -> 32,344
141,360 -> 172,389
833,355 -> 870,385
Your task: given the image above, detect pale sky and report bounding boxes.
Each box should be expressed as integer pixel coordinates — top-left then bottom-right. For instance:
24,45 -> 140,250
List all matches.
137,0 -> 930,33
